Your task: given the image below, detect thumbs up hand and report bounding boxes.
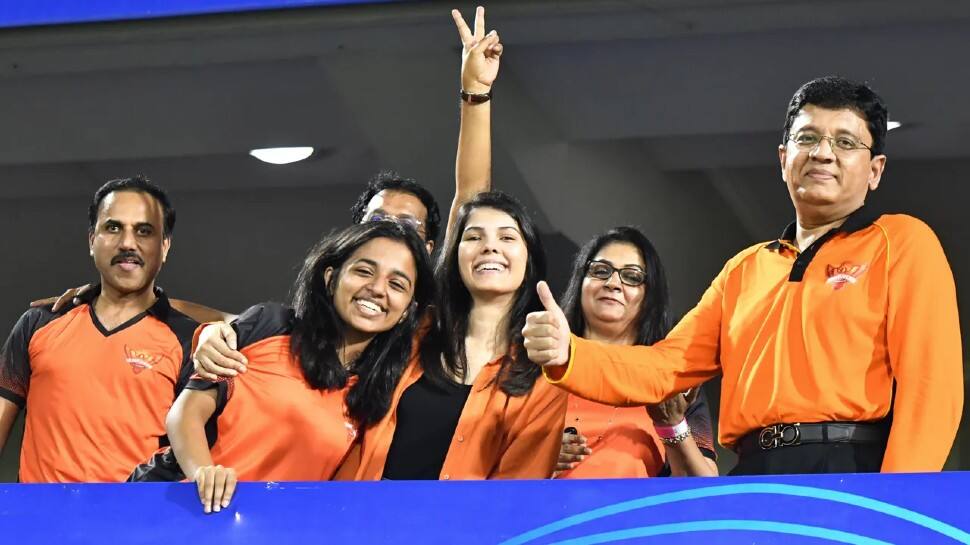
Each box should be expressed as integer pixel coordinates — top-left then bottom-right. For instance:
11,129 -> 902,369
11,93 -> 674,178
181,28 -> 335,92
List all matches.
523,281 -> 572,367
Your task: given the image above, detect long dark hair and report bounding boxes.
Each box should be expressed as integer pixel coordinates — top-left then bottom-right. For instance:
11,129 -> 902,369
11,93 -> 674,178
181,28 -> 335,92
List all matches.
560,226 -> 671,346
420,191 -> 546,396
289,221 -> 434,427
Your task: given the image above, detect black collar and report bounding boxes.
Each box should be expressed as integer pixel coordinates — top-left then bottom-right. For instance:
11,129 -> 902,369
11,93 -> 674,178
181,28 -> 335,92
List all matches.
765,205 -> 880,250
76,284 -> 172,319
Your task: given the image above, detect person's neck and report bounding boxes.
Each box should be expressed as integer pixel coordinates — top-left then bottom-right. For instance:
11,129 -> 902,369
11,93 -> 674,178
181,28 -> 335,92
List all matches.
93,282 -> 158,331
794,204 -> 860,251
584,323 -> 636,346
467,292 -> 515,357
339,331 -> 372,368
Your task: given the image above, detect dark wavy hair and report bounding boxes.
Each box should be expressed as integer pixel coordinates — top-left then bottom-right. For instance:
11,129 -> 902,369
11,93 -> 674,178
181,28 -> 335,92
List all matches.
349,170 -> 441,244
420,191 -> 547,396
782,76 -> 889,156
289,221 -> 434,427
560,226 -> 671,346
89,175 -> 175,237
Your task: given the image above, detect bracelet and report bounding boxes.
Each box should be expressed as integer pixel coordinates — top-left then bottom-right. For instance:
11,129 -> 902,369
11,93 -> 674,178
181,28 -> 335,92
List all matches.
660,429 -> 692,446
460,89 -> 492,104
654,418 -> 689,439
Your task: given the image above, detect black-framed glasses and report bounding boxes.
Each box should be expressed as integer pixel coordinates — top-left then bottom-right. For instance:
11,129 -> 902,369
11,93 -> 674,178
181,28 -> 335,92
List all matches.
586,260 -> 646,287
365,212 -> 426,236
788,131 -> 872,153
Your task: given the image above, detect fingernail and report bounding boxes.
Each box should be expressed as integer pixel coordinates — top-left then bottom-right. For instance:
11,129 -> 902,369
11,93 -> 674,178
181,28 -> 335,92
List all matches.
222,501 -> 230,507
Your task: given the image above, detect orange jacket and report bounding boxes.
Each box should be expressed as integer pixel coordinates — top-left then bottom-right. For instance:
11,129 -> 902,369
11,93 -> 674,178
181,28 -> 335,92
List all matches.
547,211 -> 963,472
339,350 -> 567,480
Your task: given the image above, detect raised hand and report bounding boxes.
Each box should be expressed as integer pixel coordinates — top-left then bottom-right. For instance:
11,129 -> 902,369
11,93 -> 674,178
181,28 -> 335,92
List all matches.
452,6 -> 503,94
192,322 -> 247,380
522,281 -> 571,367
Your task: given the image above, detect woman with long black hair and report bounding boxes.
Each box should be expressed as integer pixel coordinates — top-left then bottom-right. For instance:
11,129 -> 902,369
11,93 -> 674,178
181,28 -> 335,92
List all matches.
554,226 -> 718,477
339,191 -> 567,480
164,221 -> 434,511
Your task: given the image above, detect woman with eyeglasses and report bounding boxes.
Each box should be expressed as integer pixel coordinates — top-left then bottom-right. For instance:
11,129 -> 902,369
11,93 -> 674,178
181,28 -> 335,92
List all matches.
337,191 -> 567,480
554,226 -> 718,478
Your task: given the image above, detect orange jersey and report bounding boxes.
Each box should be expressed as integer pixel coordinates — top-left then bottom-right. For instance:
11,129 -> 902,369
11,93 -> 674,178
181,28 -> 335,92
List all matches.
557,389 -> 716,479
547,209 -> 963,472
0,288 -> 195,483
187,304 -> 356,481
340,346 -> 567,481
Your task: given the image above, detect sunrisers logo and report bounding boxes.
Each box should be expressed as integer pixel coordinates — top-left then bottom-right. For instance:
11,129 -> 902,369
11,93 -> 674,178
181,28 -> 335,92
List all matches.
124,346 -> 163,374
825,262 -> 868,290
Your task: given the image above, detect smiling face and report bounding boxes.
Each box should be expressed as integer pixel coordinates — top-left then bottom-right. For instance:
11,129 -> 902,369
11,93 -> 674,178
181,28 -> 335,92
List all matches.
88,190 -> 170,298
580,241 -> 646,340
326,237 -> 417,340
457,207 -> 528,299
779,105 -> 887,224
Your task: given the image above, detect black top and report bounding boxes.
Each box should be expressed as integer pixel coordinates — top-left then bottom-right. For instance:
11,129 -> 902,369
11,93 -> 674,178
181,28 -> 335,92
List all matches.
382,375 -> 472,480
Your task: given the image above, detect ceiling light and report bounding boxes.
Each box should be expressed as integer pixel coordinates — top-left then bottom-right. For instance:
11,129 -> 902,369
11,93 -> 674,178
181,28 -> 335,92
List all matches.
887,121 -> 902,131
249,147 -> 314,165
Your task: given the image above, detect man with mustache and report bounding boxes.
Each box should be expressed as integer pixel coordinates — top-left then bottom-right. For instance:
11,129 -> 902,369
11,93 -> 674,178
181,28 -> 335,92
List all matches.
0,176 -> 196,482
524,76 -> 963,475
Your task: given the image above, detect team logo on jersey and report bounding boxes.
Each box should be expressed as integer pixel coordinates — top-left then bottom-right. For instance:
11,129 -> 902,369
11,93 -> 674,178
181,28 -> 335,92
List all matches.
124,346 -> 163,374
825,262 -> 868,290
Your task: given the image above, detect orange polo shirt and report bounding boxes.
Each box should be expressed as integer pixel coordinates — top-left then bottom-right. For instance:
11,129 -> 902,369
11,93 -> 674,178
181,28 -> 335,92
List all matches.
186,303 -> 357,482
546,209 -> 963,472
339,346 -> 567,480
0,287 -> 195,483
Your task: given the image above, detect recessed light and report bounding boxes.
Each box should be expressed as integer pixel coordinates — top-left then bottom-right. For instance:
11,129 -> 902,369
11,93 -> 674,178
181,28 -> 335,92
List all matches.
249,147 -> 314,165
887,121 -> 902,131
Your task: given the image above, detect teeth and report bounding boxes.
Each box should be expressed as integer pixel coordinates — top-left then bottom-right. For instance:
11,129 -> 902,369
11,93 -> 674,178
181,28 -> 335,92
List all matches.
356,299 -> 382,313
475,263 -> 506,272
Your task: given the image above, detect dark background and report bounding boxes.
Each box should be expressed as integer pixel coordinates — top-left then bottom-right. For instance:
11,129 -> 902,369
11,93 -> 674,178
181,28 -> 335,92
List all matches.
0,0 -> 967,478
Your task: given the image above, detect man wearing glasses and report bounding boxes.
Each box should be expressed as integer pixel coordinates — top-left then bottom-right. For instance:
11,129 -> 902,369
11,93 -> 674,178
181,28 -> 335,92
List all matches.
524,76 -> 962,475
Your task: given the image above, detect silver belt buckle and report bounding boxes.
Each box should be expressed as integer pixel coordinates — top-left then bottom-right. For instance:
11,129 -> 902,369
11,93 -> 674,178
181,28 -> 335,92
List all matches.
758,423 -> 801,450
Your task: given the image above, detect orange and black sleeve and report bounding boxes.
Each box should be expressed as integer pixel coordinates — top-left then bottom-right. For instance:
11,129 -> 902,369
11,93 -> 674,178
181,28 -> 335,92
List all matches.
0,307 -> 58,408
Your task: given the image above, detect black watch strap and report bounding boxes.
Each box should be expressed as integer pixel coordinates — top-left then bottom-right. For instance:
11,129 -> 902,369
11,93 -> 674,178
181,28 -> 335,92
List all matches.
460,89 -> 492,104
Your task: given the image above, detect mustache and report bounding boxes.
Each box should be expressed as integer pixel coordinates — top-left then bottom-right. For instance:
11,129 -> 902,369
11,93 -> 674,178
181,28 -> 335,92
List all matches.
110,251 -> 144,266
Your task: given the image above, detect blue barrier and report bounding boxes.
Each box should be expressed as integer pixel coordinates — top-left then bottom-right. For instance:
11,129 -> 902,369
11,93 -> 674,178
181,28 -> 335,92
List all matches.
0,0 -> 404,29
3,472 -> 969,544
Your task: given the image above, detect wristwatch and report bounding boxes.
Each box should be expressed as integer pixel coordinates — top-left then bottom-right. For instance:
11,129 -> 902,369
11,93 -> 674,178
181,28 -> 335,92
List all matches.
460,89 -> 492,104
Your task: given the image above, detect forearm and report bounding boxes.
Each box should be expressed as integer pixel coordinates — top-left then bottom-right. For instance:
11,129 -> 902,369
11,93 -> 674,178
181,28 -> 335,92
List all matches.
547,336 -> 716,406
450,100 -> 492,235
167,392 -> 217,479
665,438 -> 718,476
171,299 -> 237,324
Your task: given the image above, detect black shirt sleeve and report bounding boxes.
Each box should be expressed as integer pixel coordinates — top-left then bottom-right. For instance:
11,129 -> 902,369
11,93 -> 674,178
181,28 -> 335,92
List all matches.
685,386 -> 717,461
0,307 -> 57,408
231,302 -> 295,350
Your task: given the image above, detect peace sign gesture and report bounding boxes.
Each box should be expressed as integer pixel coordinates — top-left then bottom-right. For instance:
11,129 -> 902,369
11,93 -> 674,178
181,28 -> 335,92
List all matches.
452,6 -> 503,94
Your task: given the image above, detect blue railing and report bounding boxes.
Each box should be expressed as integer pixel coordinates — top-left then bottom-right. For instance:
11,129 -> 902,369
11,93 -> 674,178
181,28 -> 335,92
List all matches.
3,472 -> 969,544
0,0 -> 404,29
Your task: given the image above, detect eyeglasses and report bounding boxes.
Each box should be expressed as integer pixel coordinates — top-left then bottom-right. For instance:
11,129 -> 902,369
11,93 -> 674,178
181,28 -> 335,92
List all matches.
586,260 -> 646,287
365,212 -> 426,237
788,131 -> 872,154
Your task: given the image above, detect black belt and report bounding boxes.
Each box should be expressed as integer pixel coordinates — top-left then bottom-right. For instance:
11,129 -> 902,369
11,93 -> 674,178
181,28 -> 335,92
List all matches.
736,422 -> 888,456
